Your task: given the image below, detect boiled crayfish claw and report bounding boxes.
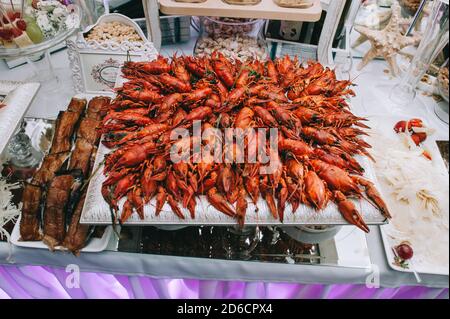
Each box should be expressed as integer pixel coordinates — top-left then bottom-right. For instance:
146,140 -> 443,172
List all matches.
334,191 -> 370,233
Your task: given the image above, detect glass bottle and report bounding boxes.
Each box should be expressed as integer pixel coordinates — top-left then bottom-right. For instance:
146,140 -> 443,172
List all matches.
390,0 -> 449,108
6,123 -> 42,179
222,226 -> 261,260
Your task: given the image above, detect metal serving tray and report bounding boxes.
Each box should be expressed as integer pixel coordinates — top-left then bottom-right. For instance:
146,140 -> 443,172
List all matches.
80,140 -> 387,226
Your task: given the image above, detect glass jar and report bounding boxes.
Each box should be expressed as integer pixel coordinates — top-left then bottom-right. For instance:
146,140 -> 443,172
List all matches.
273,0 -> 314,9
222,0 -> 261,5
194,17 -> 268,61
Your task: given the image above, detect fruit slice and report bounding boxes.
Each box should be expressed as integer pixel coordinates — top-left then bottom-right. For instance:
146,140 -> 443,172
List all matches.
0,28 -> 14,41
3,40 -> 16,48
13,31 -> 34,48
25,20 -> 43,44
16,19 -> 27,31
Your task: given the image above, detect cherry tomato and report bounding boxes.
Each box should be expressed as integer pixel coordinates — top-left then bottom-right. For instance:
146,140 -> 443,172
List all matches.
11,28 -> 22,38
0,28 -> 14,40
394,120 -> 407,133
408,118 -> 424,130
411,132 -> 427,146
395,242 -> 414,260
394,118 -> 424,133
16,19 -> 27,31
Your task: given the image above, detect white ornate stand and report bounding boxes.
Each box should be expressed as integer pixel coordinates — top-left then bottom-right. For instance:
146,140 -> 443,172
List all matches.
67,13 -> 159,94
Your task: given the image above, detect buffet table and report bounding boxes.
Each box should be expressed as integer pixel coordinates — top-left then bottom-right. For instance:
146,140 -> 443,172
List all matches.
0,43 -> 448,298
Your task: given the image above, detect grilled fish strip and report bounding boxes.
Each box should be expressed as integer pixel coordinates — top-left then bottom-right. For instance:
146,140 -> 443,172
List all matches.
69,139 -> 94,177
42,174 -> 74,249
50,111 -> 81,154
86,96 -> 111,120
20,184 -> 43,241
63,191 -> 90,255
31,152 -> 70,185
77,118 -> 101,145
67,97 -> 87,116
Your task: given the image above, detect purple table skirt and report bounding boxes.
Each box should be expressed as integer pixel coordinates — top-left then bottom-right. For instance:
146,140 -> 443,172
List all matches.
0,265 -> 448,299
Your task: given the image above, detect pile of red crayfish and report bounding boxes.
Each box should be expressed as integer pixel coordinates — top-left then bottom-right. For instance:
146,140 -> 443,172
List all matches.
99,53 -> 391,232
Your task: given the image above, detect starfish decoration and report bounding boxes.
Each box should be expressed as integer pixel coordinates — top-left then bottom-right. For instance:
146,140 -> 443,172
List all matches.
352,14 -> 413,49
353,2 -> 422,76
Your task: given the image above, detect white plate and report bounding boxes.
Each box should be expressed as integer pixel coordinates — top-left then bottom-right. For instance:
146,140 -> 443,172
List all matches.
380,225 -> 449,276
367,114 -> 449,276
0,81 -> 40,155
10,215 -> 114,253
10,93 -> 116,253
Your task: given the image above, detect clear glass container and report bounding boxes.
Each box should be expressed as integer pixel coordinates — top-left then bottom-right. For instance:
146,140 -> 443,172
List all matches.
222,0 -> 261,5
222,226 -> 261,260
5,123 -> 43,181
194,17 -> 268,61
390,0 -> 449,109
73,0 -> 107,30
0,2 -> 82,56
273,0 -> 314,9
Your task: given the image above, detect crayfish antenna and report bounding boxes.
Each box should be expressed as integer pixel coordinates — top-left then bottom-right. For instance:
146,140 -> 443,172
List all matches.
109,207 -> 121,237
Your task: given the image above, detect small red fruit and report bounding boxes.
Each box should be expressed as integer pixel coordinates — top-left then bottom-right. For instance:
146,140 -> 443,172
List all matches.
11,27 -> 23,37
7,12 -> 15,21
395,242 -> 414,260
16,19 -> 27,31
0,28 -> 14,40
408,118 -> 424,130
394,118 -> 424,134
411,132 -> 427,146
394,120 -> 407,133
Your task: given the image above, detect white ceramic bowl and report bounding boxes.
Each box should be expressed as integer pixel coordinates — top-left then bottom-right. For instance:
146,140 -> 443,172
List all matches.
81,13 -> 148,44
